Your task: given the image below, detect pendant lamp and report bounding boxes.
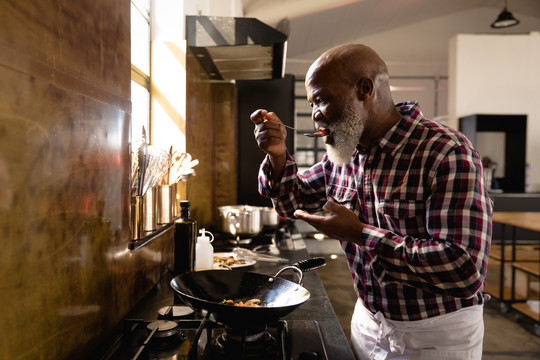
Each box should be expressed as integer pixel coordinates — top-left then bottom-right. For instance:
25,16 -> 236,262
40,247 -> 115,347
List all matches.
491,0 -> 520,28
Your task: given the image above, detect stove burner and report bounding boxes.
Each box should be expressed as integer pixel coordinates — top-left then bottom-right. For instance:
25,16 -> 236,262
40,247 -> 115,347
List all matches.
222,326 -> 268,342
157,305 -> 194,319
106,318 -> 327,360
229,237 -> 253,245
212,327 -> 278,360
147,320 -> 179,339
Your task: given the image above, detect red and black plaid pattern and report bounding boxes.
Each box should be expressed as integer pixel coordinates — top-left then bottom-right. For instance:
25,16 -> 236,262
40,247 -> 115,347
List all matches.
258,101 -> 493,321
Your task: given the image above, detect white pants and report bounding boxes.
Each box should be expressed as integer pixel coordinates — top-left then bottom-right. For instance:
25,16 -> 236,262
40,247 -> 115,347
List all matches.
350,299 -> 484,360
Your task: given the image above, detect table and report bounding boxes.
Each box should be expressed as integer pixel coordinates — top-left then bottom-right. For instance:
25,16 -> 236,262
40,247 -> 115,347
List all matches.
490,212 -> 540,324
493,212 -> 540,233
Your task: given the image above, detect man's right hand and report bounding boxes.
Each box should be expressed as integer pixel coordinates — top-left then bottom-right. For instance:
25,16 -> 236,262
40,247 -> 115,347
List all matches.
250,109 -> 288,157
250,109 -> 288,186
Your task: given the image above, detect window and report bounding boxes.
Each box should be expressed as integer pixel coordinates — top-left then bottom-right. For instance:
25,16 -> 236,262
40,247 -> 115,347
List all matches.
130,0 -> 151,142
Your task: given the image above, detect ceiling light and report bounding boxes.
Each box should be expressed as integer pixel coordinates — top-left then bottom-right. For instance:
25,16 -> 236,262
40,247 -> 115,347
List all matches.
491,0 -> 520,28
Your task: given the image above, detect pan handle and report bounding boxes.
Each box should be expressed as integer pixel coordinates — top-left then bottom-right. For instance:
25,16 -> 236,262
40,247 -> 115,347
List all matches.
273,257 -> 326,284
274,265 -> 304,284
293,257 -> 326,272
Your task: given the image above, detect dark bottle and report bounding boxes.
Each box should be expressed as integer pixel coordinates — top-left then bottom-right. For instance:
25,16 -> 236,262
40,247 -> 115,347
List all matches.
174,200 -> 197,275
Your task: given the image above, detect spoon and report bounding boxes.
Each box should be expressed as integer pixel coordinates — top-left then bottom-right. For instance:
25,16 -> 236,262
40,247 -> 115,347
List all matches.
280,123 -> 328,138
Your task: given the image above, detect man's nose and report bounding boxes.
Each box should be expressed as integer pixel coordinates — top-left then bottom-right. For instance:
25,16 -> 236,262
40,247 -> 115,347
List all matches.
312,108 -> 323,121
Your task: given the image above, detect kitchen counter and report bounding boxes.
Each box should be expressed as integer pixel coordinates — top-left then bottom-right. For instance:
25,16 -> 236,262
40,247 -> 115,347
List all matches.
92,233 -> 355,359
250,244 -> 355,360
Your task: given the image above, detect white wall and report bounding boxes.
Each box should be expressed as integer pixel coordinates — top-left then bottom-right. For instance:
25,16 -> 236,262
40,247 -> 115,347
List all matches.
448,32 -> 540,192
184,0 -> 243,17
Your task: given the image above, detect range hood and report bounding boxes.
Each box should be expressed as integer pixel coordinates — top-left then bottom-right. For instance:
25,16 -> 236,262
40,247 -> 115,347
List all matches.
185,15 -> 288,81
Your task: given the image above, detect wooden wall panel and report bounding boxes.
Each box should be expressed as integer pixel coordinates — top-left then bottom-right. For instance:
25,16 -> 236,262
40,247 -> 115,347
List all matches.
0,1 -> 173,359
0,0 -> 131,99
213,83 -> 238,209
186,51 -> 238,230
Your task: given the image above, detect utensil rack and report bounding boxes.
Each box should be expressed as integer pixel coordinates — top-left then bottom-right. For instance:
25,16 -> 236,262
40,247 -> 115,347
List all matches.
128,223 -> 174,250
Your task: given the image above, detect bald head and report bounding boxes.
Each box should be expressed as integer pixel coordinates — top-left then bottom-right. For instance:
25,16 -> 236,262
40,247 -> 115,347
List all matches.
306,44 -> 388,93
305,44 -> 401,148
306,44 -> 389,89
305,43 -> 396,119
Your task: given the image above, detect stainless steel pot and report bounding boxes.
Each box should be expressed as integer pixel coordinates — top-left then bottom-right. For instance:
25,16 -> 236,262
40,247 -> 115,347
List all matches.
259,206 -> 279,227
218,205 -> 262,235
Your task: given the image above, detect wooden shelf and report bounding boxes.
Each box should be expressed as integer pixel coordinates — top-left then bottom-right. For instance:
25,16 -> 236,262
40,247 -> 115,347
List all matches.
489,244 -> 539,262
485,284 -> 526,301
512,302 -> 540,322
512,261 -> 540,277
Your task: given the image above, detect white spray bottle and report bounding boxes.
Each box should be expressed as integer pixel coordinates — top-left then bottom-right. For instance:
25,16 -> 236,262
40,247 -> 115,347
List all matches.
195,228 -> 214,270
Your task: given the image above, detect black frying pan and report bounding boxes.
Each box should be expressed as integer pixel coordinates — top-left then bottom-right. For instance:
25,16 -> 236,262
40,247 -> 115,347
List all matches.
170,258 -> 325,328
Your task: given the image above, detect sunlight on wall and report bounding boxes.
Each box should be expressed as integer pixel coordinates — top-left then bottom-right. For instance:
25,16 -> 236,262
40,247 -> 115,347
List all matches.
149,0 -> 243,152
151,0 -> 187,152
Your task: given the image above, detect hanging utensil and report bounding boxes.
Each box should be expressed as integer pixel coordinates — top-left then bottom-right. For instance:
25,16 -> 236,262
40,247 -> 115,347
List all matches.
141,146 -> 171,196
130,128 -> 146,190
168,152 -> 190,184
172,159 -> 198,184
136,142 -> 146,196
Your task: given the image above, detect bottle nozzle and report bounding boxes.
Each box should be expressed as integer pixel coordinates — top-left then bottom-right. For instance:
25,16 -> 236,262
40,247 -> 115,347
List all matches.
197,228 -> 214,242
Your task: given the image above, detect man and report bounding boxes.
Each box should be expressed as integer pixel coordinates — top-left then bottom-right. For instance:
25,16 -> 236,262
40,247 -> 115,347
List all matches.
251,44 -> 492,360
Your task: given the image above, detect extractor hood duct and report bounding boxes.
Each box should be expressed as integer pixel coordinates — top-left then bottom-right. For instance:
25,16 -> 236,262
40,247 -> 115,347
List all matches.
186,15 -> 288,81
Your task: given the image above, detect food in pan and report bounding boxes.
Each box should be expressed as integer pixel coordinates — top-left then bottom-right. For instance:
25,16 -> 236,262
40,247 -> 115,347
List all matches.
221,298 -> 262,307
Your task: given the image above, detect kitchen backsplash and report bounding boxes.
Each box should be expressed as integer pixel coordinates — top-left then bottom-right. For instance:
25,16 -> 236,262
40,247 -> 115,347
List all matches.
0,1 -> 173,359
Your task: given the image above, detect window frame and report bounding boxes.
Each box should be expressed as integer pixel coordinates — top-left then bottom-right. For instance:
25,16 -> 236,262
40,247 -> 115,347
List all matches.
130,0 -> 152,142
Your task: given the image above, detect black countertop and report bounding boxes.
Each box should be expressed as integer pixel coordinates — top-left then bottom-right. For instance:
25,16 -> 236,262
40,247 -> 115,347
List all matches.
96,231 -> 355,360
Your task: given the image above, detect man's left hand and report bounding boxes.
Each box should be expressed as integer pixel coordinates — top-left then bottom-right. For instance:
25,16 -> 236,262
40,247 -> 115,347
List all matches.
294,201 -> 364,244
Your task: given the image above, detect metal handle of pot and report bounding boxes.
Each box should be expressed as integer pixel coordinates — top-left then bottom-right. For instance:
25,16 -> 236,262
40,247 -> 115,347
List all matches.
274,266 -> 304,284
274,257 -> 327,284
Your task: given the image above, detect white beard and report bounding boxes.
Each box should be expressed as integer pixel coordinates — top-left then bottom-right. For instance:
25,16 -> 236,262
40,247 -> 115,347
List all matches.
325,103 -> 364,166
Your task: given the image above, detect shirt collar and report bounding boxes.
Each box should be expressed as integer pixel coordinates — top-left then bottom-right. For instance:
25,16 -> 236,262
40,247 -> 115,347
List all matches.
374,101 -> 424,156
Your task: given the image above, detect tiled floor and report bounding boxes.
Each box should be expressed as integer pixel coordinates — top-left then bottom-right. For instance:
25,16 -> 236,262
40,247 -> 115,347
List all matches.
303,236 -> 540,359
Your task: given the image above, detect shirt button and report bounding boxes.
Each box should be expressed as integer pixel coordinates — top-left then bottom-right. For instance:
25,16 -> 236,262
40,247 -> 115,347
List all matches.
365,195 -> 371,201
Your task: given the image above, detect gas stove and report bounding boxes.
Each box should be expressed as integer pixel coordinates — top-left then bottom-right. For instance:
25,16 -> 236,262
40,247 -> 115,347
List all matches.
92,220 -> 345,360
102,308 -> 328,360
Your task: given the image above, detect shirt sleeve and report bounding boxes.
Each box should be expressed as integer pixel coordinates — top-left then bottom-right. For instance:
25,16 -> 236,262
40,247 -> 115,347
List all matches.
258,152 -> 328,218
360,144 -> 493,299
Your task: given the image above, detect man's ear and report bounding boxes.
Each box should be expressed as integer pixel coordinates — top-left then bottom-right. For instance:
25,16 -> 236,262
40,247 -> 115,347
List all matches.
356,78 -> 374,100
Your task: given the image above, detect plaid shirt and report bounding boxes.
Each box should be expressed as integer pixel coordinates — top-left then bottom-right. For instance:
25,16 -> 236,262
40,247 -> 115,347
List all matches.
259,101 -> 493,321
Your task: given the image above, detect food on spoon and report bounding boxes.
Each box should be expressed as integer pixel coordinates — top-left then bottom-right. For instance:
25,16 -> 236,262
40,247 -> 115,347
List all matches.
221,298 -> 262,307
316,127 -> 329,136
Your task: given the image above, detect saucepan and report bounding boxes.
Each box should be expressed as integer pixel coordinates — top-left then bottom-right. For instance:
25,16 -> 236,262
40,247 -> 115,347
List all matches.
259,206 -> 279,228
218,205 -> 280,236
218,205 -> 262,236
170,257 -> 326,328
